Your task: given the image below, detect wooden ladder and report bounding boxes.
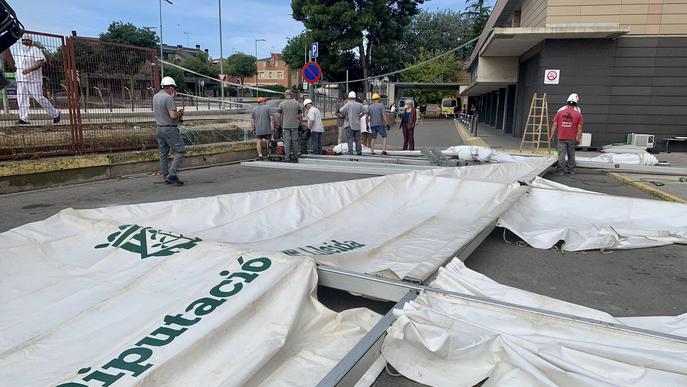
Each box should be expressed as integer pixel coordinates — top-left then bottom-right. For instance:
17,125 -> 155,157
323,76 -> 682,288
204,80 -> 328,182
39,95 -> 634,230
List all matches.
519,93 -> 551,153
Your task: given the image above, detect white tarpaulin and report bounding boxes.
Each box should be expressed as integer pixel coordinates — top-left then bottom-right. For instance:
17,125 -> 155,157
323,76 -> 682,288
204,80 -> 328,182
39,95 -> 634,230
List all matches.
0,223 -> 381,386
425,157 -> 555,185
442,145 -> 549,164
577,152 -> 659,166
15,172 -> 526,280
382,258 -> 687,387
498,186 -> 687,251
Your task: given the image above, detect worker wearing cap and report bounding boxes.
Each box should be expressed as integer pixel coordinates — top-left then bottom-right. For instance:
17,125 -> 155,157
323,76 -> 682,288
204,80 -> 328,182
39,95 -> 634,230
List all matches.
304,98 -> 324,154
153,76 -> 185,185
4,33 -> 61,125
367,93 -> 389,155
338,91 -> 364,155
251,96 -> 273,159
550,93 -> 584,175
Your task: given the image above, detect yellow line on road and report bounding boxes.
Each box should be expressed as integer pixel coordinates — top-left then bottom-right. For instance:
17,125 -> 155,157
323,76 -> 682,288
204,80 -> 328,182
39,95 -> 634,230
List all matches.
608,172 -> 687,204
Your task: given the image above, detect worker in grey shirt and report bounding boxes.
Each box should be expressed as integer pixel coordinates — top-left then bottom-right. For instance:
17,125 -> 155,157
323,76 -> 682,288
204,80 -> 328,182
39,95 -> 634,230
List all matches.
153,76 -> 185,186
367,93 -> 390,155
339,91 -> 363,155
277,90 -> 302,161
251,96 -> 273,159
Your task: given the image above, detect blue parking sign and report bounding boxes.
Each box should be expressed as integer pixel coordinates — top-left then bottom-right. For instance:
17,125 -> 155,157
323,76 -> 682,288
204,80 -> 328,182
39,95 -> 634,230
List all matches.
311,42 -> 318,59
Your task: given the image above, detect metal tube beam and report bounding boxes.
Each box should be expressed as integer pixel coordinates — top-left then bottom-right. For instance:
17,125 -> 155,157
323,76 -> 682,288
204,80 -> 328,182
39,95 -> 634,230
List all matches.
300,154 -> 433,166
576,161 -> 687,175
316,266 -> 687,345
315,291 -> 417,387
240,160 -> 445,175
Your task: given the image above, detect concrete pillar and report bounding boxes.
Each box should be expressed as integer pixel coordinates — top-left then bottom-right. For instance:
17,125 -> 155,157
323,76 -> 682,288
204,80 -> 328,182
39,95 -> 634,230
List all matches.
496,88 -> 506,130
485,93 -> 492,126
504,85 -> 516,134
489,92 -> 497,126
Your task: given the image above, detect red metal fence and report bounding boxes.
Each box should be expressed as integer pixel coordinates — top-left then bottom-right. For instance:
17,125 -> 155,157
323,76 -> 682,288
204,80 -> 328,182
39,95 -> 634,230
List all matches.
0,31 -> 159,160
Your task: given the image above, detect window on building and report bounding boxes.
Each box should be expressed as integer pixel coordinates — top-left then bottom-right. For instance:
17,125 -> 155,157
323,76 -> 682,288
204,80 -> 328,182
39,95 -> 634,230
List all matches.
277,71 -> 284,79
259,72 -> 266,79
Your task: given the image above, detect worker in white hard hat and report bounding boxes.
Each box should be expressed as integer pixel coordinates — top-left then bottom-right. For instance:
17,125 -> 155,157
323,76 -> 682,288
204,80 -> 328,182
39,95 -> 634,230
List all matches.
152,76 -> 186,185
338,91 -> 364,155
304,98 -> 324,154
557,93 -> 581,113
3,33 -> 61,125
550,93 -> 584,175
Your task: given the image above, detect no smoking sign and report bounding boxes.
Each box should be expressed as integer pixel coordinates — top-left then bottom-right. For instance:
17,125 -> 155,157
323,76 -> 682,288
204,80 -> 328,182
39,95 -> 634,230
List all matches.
544,69 -> 560,85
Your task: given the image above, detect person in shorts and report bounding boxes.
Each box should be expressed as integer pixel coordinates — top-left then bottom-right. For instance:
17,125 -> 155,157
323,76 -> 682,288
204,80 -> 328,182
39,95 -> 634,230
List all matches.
367,93 -> 389,155
251,96 -> 273,159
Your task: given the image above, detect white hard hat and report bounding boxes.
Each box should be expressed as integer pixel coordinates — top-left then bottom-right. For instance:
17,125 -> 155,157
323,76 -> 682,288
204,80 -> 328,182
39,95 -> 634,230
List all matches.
303,98 -> 313,106
348,91 -> 356,99
567,93 -> 579,103
161,76 -> 177,88
21,33 -> 32,41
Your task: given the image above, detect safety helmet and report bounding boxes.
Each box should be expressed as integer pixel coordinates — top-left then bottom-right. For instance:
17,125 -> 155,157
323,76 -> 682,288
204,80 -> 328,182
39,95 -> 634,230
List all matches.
21,33 -> 32,41
371,93 -> 381,100
348,91 -> 356,99
161,76 -> 177,88
303,98 -> 313,106
567,93 -> 579,103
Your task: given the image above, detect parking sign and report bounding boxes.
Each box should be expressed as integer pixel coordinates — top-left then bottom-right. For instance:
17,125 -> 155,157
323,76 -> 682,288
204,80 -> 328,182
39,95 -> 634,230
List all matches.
311,42 -> 318,59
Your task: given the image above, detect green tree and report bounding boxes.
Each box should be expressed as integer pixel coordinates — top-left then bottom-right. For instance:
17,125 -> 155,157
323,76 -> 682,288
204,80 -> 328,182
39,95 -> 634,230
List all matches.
291,0 -> 424,95
464,0 -> 492,53
282,32 -> 309,74
282,31 -> 363,88
180,51 -> 217,78
100,22 -> 159,49
403,10 -> 473,61
400,49 -> 462,104
224,52 -> 257,83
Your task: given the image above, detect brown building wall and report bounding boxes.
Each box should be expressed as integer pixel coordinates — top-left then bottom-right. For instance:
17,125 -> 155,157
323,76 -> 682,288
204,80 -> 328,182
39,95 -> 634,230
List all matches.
242,53 -> 293,88
521,0 -> 548,27
546,0 -> 687,35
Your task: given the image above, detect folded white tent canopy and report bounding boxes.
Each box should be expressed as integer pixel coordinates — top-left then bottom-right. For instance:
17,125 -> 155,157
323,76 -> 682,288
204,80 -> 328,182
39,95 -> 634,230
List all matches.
2,159 -> 686,386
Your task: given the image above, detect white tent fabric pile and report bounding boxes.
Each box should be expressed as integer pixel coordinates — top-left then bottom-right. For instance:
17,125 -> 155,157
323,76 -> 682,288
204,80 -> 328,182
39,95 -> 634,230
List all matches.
3,156 -> 687,386
382,258 -> 687,387
577,151 -> 659,166
0,226 -> 381,386
498,184 -> 687,251
35,172 -> 526,281
442,145 -> 538,163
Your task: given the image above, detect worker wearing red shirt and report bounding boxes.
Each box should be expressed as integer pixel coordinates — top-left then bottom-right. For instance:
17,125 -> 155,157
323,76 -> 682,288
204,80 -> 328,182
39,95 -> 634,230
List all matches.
549,93 -> 583,175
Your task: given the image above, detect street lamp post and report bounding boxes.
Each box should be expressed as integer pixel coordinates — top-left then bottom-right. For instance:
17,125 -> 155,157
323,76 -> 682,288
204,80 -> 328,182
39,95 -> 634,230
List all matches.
218,0 -> 224,109
255,38 -> 266,96
158,0 -> 173,79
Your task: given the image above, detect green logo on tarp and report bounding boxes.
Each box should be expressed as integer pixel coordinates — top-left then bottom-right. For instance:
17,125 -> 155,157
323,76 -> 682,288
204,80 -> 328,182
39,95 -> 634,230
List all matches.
95,224 -> 201,258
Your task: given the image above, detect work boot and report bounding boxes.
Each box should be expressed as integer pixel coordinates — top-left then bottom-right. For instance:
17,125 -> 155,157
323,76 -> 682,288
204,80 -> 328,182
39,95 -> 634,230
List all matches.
17,119 -> 29,125
165,175 -> 185,186
53,113 -> 61,124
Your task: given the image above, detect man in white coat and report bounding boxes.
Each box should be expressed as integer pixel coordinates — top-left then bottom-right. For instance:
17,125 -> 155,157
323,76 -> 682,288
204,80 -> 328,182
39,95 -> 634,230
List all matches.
5,33 -> 60,124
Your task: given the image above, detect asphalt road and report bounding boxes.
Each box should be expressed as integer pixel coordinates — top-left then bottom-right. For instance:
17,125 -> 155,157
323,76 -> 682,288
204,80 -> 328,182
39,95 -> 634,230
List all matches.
1,119 -> 685,387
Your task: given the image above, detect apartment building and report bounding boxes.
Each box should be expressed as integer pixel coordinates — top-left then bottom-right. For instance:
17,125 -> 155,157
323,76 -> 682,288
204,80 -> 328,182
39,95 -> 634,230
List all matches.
243,53 -> 294,89
461,0 -> 687,148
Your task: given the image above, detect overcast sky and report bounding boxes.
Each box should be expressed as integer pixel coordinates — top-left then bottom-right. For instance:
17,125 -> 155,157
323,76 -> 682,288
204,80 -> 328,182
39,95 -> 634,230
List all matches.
13,0 -> 469,59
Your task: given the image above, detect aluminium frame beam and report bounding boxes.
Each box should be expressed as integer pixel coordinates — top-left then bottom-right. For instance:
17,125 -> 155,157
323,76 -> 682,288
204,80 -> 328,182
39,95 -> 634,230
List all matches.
576,161 -> 687,175
316,265 -> 687,386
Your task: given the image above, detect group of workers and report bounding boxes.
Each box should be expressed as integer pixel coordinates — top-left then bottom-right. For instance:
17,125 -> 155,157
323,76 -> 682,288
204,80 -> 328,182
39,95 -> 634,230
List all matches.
152,72 -> 583,186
